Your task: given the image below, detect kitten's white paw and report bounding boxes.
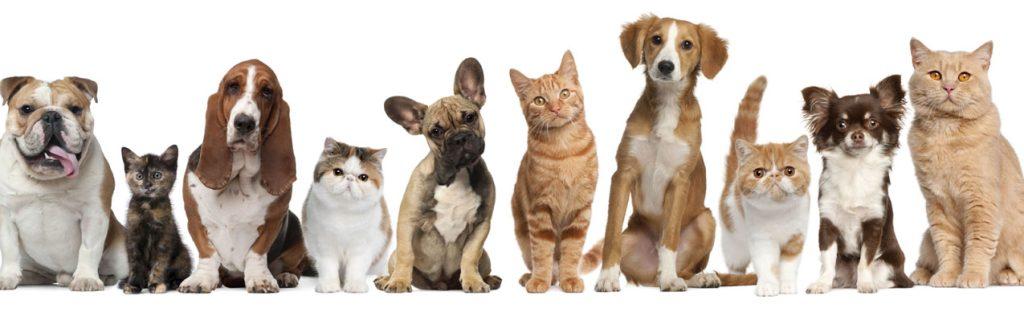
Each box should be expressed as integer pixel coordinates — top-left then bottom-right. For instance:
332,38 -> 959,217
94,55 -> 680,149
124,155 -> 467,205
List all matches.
805,281 -> 832,294
343,281 -> 369,293
755,283 -> 780,297
316,282 -> 342,293
69,276 -> 104,291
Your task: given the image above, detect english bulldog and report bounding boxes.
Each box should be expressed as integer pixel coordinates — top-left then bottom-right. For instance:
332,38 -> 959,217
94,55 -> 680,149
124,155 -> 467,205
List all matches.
0,76 -> 128,291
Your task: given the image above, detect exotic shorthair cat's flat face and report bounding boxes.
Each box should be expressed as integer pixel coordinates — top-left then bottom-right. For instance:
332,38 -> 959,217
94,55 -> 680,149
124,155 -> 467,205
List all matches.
122,145 -> 178,198
313,138 -> 386,201
734,137 -> 810,202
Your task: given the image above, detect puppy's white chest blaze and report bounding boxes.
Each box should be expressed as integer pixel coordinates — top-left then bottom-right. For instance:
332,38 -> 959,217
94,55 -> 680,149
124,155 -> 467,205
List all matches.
431,170 -> 480,243
818,147 -> 891,255
188,171 -> 276,272
629,104 -> 689,217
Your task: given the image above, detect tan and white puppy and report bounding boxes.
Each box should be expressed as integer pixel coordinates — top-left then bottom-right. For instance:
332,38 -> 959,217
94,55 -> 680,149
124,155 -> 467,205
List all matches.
179,59 -> 306,294
586,15 -> 729,292
0,76 -> 127,291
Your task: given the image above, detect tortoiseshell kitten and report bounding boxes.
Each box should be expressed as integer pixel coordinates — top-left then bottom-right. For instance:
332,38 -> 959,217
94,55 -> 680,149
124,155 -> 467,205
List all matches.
119,145 -> 192,294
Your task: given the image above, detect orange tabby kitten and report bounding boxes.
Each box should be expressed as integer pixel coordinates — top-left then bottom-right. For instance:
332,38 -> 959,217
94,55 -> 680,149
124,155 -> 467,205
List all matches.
509,50 -> 598,293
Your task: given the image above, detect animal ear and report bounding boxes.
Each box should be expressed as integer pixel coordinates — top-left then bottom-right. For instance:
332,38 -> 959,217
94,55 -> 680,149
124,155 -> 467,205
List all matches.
697,24 -> 728,79
910,38 -> 932,69
801,86 -> 836,133
370,148 -> 387,165
734,139 -> 756,163
384,96 -> 428,135
971,41 -> 993,70
509,69 -> 532,99
121,147 -> 140,173
260,99 -> 296,196
790,135 -> 809,160
161,145 -> 179,168
557,50 -> 580,85
872,74 -> 906,122
322,137 -> 343,155
620,14 -> 658,68
454,57 -> 486,106
195,92 -> 233,190
1,76 -> 34,105
65,77 -> 98,103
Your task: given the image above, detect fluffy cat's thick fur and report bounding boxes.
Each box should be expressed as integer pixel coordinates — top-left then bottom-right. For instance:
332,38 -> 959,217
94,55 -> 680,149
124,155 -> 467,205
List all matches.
302,138 -> 392,293
719,76 -> 811,296
119,145 -> 193,294
907,39 -> 1024,288
509,51 -> 598,293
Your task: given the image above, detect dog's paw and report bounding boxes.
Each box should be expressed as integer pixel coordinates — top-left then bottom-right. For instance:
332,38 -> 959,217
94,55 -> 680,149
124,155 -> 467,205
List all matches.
343,281 -> 369,293
928,270 -> 959,288
688,272 -> 721,288
996,269 -> 1022,286
805,281 -> 832,294
245,273 -> 280,293
755,283 -> 780,297
379,276 -> 412,293
461,274 -> 491,293
276,273 -> 299,288
594,276 -> 620,292
559,277 -> 585,293
524,277 -> 550,293
780,283 -> 797,295
909,268 -> 932,285
69,276 -> 105,291
56,273 -> 73,287
657,272 -> 687,292
857,280 -> 878,294
957,271 -> 990,288
178,274 -> 219,293
0,273 -> 20,290
148,283 -> 168,294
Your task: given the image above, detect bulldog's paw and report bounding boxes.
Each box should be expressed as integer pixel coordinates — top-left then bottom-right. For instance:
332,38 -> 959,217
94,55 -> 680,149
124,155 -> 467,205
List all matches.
857,280 -> 878,294
524,277 -> 550,293
928,270 -> 959,288
688,272 -> 721,288
56,273 -> 73,287
755,283 -> 780,297
909,268 -> 932,285
657,271 -> 687,292
316,281 -> 342,293
0,273 -> 20,290
559,277 -> 585,293
178,274 -> 219,293
957,271 -> 990,288
343,281 -> 369,293
69,276 -> 105,291
245,272 -> 280,293
377,275 -> 412,293
805,281 -> 832,294
276,273 -> 299,288
461,274 -> 491,293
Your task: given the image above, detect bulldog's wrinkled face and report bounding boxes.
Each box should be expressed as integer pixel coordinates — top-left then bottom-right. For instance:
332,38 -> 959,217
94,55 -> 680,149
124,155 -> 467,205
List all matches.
2,76 -> 98,180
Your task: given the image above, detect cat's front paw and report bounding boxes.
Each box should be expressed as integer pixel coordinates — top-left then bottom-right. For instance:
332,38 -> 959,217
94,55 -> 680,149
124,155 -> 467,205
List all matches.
316,281 -> 342,293
524,277 -> 550,293
909,268 -> 932,285
559,277 -> 585,293
755,283 -> 780,297
805,281 -> 832,294
957,271 -> 990,288
148,283 -> 168,294
929,270 -> 959,288
343,281 -> 369,293
780,282 -> 797,295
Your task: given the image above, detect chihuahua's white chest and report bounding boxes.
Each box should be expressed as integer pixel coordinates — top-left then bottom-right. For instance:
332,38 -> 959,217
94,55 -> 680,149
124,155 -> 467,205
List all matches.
628,103 -> 689,217
431,170 -> 480,243
818,147 -> 891,254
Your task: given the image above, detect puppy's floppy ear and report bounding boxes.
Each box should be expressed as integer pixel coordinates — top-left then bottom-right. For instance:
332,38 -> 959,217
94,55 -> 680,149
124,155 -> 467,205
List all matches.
259,98 -> 296,196
871,74 -> 906,123
66,77 -> 98,103
509,69 -> 531,100
195,92 -> 233,190
734,139 -> 756,163
121,147 -> 140,174
454,57 -> 486,106
801,86 -> 837,133
557,50 -> 580,85
161,145 -> 179,169
971,41 -> 994,71
910,38 -> 932,68
384,96 -> 428,135
697,24 -> 728,79
789,135 -> 809,160
620,14 -> 658,68
1,76 -> 35,105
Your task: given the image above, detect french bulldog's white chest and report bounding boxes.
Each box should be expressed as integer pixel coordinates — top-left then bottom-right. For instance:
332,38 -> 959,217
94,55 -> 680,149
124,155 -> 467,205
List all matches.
431,170 -> 480,243
628,105 -> 689,218
188,171 -> 276,272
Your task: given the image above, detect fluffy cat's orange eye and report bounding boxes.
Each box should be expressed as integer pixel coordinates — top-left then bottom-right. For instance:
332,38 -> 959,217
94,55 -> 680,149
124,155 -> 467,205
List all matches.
958,72 -> 971,82
753,168 -> 766,178
532,96 -> 546,106
333,168 -> 343,176
358,174 -> 369,181
928,71 -> 942,81
784,166 -> 796,176
866,118 -> 878,129
559,89 -> 571,99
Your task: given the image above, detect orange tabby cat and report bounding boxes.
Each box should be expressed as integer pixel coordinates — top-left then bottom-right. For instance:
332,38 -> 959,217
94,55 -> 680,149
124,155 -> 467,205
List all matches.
509,50 -> 598,293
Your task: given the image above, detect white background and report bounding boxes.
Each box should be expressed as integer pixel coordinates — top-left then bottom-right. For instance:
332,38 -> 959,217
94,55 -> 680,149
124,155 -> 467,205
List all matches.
2,0 -> 1022,310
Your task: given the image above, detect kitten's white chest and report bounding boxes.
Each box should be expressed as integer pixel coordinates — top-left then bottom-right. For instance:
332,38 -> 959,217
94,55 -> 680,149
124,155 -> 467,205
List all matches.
629,102 -> 689,217
432,170 -> 480,243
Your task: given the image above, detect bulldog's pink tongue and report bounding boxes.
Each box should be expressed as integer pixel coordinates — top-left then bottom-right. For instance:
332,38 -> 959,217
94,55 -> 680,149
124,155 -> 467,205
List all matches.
47,146 -> 79,178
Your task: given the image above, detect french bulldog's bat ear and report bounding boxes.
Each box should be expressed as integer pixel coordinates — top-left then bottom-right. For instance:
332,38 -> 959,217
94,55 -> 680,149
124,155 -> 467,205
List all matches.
161,145 -> 179,167
384,96 -> 428,135
454,57 -> 486,107
121,147 -> 140,173
1,76 -> 35,105
66,76 -> 98,103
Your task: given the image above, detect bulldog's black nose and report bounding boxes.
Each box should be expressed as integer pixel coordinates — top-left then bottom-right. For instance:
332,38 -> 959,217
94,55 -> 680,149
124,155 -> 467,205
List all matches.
657,61 -> 675,75
234,115 -> 256,135
41,111 -> 62,124
450,131 -> 471,146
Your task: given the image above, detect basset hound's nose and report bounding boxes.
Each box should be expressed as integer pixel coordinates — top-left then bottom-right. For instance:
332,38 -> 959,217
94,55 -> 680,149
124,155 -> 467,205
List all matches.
657,61 -> 675,75
234,114 -> 256,135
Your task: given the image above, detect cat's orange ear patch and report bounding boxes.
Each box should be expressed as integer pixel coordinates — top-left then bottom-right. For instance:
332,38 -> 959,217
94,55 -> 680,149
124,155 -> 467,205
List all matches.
557,50 -> 579,85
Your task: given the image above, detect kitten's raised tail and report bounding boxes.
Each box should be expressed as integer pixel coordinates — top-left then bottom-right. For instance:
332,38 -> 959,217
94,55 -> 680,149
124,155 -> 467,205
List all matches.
724,76 -> 767,182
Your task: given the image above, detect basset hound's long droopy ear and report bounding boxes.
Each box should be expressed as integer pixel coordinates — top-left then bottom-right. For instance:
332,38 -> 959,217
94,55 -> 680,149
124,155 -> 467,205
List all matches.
194,92 -> 233,189
259,97 -> 296,196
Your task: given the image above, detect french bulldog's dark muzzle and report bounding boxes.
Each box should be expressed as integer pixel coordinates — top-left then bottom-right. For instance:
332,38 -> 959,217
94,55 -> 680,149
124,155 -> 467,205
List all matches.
435,130 -> 485,186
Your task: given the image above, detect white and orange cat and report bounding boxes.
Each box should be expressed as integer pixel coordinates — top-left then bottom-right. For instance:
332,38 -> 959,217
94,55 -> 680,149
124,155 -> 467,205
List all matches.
719,77 -> 811,296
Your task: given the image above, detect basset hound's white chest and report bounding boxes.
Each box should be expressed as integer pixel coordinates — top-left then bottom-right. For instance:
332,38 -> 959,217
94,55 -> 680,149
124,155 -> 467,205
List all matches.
431,170 -> 480,243
188,171 -> 277,272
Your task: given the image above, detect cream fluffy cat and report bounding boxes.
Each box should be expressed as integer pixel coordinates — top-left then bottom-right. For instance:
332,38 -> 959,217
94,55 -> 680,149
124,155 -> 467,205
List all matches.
719,77 -> 811,296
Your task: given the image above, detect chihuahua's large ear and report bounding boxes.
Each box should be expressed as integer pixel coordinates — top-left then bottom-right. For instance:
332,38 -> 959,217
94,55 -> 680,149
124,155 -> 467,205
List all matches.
1,76 -> 35,105
195,92 -> 233,190
121,147 -> 140,174
454,57 -> 486,106
697,24 -> 728,79
971,41 -> 994,71
801,86 -> 837,133
384,96 -> 428,135
161,145 -> 179,169
910,38 -> 931,69
509,69 -> 532,100
620,14 -> 658,68
65,77 -> 98,103
557,50 -> 580,85
871,74 -> 906,123
259,98 -> 296,196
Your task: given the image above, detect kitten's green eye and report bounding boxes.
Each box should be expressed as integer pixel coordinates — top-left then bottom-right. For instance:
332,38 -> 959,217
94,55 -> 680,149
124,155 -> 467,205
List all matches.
928,71 -> 942,81
152,172 -> 162,180
532,96 -> 547,106
358,174 -> 369,181
333,168 -> 343,176
958,72 -> 971,82
135,173 -> 144,180
784,166 -> 796,176
559,89 -> 571,99
753,168 -> 766,178
837,119 -> 848,131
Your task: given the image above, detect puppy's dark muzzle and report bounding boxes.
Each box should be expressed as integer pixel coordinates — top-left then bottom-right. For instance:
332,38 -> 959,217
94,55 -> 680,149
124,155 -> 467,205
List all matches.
435,130 -> 485,186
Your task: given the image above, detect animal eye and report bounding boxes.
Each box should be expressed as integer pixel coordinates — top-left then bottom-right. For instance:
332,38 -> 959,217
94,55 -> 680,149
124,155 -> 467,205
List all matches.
753,168 -> 766,178
463,112 -> 477,124
152,171 -> 162,179
866,118 -> 879,129
651,35 -> 662,45
928,71 -> 942,81
429,126 -> 444,138
260,86 -> 273,98
19,105 -> 34,115
227,82 -> 241,94
784,166 -> 796,176
532,96 -> 546,106
837,119 -> 848,130
559,89 -> 571,99
333,168 -> 343,176
681,40 -> 693,50
69,106 -> 83,115
358,174 -> 369,181
135,173 -> 144,180
958,72 -> 971,82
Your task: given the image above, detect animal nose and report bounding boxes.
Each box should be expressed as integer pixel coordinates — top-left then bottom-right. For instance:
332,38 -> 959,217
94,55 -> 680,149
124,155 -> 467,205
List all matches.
657,61 -> 675,75
851,131 -> 865,142
41,111 -> 62,124
944,85 -> 956,93
234,115 -> 256,134
548,104 -> 561,113
451,132 -> 469,145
